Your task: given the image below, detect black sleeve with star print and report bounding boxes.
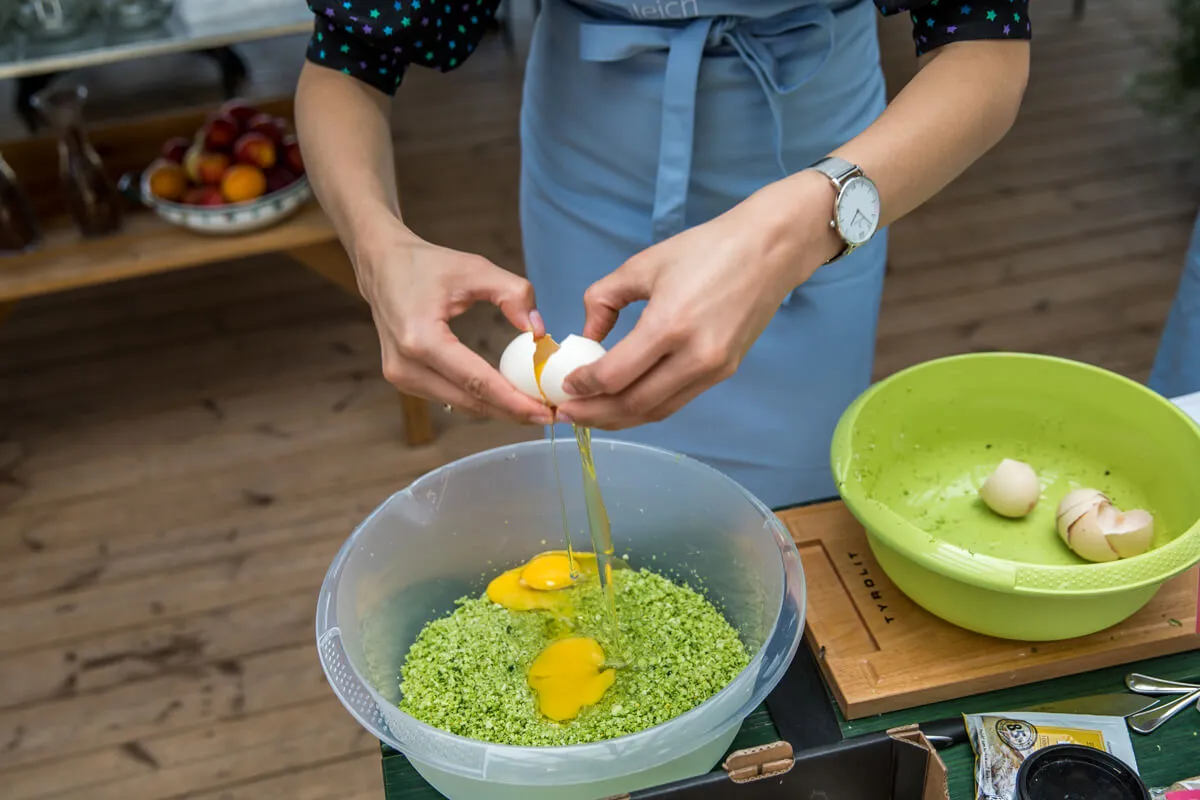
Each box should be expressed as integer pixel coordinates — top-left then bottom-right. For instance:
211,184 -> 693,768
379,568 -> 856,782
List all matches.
305,0 -> 499,95
304,0 -> 1028,96
879,0 -> 1032,57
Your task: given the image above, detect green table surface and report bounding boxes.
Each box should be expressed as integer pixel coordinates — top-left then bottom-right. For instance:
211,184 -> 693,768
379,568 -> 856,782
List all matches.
381,650 -> 1200,799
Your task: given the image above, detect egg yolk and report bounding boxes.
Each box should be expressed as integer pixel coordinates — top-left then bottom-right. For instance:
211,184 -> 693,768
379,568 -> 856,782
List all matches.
520,551 -> 597,590
486,551 -> 601,612
528,637 -> 616,722
486,568 -> 571,612
532,335 -> 559,404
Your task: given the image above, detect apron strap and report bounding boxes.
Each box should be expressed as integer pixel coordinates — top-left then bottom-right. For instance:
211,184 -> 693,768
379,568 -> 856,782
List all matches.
579,7 -> 837,244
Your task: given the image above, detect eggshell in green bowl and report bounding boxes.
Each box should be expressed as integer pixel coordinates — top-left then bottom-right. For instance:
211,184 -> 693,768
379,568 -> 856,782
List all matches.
831,352 -> 1200,641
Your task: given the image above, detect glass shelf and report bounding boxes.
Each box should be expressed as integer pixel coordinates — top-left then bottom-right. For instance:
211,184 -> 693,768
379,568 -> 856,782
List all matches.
0,0 -> 313,81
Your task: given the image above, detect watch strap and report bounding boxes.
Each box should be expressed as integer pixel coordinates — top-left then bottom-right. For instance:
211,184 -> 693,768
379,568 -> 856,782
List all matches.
807,156 -> 864,265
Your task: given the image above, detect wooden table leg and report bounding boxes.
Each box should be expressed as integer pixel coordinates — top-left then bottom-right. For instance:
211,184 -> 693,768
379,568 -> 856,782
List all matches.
286,241 -> 436,448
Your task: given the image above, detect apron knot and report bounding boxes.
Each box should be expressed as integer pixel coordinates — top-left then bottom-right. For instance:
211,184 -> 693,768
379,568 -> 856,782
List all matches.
579,5 -> 836,243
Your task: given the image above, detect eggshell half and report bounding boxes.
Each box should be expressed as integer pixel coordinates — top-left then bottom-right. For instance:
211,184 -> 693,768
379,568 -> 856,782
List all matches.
499,331 -> 543,402
540,335 -> 607,407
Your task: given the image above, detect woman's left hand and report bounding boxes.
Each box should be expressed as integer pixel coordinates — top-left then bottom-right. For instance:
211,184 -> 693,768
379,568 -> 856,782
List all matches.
556,173 -> 841,430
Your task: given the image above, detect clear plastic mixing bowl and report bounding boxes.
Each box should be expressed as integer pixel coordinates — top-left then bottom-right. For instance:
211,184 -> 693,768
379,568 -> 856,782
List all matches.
316,438 -> 806,800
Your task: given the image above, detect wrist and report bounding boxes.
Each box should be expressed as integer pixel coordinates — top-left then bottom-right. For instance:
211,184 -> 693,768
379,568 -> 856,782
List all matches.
751,170 -> 846,291
348,208 -> 421,274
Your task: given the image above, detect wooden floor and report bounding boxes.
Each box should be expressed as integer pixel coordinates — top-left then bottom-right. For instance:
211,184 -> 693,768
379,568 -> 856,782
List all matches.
1,1 -> 1197,797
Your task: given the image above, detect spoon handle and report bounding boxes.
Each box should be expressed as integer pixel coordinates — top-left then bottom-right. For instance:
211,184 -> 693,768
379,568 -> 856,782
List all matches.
1124,672 -> 1200,695
1127,688 -> 1200,735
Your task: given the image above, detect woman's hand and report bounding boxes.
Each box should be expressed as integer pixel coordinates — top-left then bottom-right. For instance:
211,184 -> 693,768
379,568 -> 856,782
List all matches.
556,173 -> 842,430
356,224 -> 555,425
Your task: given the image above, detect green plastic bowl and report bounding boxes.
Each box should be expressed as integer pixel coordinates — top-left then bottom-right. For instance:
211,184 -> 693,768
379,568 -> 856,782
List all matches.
831,352 -> 1200,641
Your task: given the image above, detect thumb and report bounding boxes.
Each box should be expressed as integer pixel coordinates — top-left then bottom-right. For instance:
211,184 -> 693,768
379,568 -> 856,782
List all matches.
581,258 -> 652,342
463,258 -> 540,334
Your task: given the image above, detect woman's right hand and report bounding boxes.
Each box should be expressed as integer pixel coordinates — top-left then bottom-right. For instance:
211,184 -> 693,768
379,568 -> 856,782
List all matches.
354,226 -> 554,425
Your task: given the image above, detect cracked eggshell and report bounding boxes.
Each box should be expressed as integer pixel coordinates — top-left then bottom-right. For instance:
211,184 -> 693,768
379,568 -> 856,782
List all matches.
1102,506 -> 1155,558
1065,504 -> 1121,563
498,331 -> 544,402
540,335 -> 607,407
978,458 -> 1041,518
1056,488 -> 1109,540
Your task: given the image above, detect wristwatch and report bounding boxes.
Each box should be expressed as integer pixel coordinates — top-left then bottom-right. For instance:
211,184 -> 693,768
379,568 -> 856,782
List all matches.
806,156 -> 882,265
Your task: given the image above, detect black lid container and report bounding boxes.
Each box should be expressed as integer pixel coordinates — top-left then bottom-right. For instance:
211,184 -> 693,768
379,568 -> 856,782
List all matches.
1016,744 -> 1151,800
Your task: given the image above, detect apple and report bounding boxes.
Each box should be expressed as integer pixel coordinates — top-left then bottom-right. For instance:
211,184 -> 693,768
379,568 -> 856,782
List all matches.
201,113 -> 240,152
246,113 -> 288,146
219,99 -> 260,126
161,136 -> 191,164
265,166 -> 298,194
282,134 -> 304,175
182,186 -> 225,207
232,131 -> 277,169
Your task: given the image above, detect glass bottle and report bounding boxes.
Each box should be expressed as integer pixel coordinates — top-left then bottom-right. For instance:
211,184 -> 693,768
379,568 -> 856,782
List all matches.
103,0 -> 175,30
15,0 -> 96,41
0,152 -> 42,255
31,84 -> 124,239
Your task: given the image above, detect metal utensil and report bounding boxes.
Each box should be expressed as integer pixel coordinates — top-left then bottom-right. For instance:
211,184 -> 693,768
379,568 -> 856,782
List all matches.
1125,672 -> 1200,695
1126,687 -> 1200,735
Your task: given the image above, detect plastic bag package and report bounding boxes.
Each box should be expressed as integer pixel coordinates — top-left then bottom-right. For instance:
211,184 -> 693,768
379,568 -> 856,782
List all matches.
965,712 -> 1139,800
1151,775 -> 1200,799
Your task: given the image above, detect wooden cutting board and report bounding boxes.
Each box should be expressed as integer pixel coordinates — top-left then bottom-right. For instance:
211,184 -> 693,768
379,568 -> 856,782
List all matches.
779,501 -> 1200,720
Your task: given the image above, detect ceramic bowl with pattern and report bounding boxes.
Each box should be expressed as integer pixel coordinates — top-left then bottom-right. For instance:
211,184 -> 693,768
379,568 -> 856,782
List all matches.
139,171 -> 312,236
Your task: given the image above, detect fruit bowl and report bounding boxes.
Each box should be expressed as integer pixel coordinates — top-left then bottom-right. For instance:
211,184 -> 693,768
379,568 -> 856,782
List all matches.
831,352 -> 1200,642
134,97 -> 312,235
139,171 -> 312,235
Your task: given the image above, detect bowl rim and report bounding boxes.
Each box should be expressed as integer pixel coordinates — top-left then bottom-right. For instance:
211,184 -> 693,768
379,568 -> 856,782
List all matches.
140,169 -> 311,216
832,351 -> 1200,596
315,437 -> 806,779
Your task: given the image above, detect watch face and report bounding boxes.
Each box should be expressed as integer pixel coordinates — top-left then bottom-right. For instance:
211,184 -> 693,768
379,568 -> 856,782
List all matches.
836,176 -> 881,246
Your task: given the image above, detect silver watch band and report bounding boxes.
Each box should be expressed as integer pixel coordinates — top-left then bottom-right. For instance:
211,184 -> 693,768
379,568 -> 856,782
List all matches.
807,156 -> 864,265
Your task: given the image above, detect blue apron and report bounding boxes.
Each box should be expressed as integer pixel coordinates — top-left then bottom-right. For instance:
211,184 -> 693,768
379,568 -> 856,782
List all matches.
1149,210 -> 1200,399
519,0 -> 889,509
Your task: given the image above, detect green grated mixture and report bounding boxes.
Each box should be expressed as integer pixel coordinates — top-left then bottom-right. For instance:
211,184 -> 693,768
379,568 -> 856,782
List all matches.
398,568 -> 751,746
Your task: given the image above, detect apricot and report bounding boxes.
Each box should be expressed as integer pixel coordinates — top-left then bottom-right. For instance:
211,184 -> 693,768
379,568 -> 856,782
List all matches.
233,131 -> 276,169
182,186 -> 224,207
146,159 -> 188,202
184,146 -> 230,186
246,113 -> 287,146
282,134 -> 304,175
161,136 -> 191,164
220,164 -> 267,203
202,113 -> 240,152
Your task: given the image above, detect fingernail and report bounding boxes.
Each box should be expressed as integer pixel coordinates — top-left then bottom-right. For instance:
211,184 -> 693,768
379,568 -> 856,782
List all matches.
562,380 -> 581,396
528,309 -> 544,333
555,410 -> 573,424
534,412 -> 555,425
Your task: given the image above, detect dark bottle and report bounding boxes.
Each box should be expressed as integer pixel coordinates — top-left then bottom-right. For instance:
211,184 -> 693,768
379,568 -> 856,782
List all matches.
31,84 -> 124,238
0,151 -> 42,255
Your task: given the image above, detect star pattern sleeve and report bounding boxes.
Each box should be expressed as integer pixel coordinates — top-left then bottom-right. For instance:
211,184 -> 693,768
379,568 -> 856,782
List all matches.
875,0 -> 1032,57
304,0 -> 500,96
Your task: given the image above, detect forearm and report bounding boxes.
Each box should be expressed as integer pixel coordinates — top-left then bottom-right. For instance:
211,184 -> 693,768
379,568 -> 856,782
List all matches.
831,40 -> 1030,228
762,40 -> 1030,276
295,62 -> 406,262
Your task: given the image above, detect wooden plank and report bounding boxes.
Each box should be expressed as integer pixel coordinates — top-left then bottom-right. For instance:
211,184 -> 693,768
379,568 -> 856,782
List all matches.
2,699 -> 375,800
0,204 -> 338,303
286,241 -> 436,447
782,503 -> 1200,720
0,642 -> 331,772
0,421 -> 529,606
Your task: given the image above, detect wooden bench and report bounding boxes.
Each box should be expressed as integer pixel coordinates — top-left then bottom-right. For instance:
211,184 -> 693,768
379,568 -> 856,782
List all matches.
0,98 -> 435,447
